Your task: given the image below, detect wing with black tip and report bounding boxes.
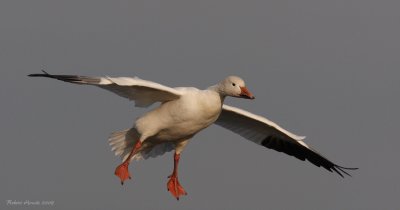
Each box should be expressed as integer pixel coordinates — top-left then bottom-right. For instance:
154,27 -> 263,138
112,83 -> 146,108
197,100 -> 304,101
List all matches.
29,71 -> 182,107
214,104 -> 357,177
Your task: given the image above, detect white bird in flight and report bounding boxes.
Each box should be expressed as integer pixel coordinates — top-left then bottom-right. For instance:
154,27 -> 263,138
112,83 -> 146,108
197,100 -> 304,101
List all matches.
29,71 -> 357,200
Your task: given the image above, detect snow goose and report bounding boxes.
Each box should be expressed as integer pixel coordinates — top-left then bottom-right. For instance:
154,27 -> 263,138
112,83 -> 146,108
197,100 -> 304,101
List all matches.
29,71 -> 357,200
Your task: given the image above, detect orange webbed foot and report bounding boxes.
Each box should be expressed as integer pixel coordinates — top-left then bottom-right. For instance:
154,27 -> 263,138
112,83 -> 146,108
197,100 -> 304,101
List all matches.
167,174 -> 187,200
115,162 -> 131,185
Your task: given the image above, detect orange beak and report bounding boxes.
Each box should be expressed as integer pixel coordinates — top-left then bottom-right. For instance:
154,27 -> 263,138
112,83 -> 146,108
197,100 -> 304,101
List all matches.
239,86 -> 255,99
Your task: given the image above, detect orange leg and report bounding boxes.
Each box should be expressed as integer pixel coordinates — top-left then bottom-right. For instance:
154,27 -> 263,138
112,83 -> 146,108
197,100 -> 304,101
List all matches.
114,140 -> 142,185
167,153 -> 187,200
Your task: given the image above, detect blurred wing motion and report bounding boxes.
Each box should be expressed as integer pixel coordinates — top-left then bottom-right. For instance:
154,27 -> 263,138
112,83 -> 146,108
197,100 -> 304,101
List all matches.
215,104 -> 357,177
28,71 -> 182,107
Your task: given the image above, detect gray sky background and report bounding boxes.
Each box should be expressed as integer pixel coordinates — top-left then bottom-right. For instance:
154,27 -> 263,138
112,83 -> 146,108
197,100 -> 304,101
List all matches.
1,0 -> 399,209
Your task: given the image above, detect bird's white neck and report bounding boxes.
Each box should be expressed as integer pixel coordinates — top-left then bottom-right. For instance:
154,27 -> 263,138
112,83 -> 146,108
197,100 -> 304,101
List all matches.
207,84 -> 227,103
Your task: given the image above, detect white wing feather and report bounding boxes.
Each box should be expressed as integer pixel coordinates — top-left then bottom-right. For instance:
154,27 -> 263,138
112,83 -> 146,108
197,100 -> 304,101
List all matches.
216,104 -> 306,144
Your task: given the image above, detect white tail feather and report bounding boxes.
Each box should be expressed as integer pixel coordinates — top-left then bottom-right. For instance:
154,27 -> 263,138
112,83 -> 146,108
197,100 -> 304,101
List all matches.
109,128 -> 142,162
108,127 -> 176,162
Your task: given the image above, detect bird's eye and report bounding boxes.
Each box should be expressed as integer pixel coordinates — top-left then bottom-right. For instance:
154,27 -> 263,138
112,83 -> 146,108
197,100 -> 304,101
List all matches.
232,83 -> 236,86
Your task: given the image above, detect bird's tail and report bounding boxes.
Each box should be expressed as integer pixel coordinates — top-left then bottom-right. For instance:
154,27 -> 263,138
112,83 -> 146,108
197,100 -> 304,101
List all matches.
108,128 -> 142,162
108,127 -> 176,162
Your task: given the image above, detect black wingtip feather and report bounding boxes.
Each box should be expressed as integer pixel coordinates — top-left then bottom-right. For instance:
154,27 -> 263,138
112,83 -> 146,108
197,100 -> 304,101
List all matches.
332,167 -> 344,178
28,70 -> 46,77
260,136 -> 358,178
28,70 -> 98,84
28,70 -> 54,78
334,165 -> 358,177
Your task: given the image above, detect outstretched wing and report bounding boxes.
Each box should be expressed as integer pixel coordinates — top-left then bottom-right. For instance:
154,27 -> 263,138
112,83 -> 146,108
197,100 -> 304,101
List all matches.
28,71 -> 182,107
214,104 -> 357,177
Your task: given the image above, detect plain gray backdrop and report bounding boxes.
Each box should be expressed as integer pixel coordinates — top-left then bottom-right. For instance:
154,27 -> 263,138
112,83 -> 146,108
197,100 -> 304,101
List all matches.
1,0 -> 399,209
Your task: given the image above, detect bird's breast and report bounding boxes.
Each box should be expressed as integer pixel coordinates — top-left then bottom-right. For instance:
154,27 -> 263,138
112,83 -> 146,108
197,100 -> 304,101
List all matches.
137,90 -> 222,141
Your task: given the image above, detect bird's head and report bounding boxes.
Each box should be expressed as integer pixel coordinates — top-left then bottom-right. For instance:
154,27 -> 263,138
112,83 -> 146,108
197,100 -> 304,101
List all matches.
219,76 -> 255,99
